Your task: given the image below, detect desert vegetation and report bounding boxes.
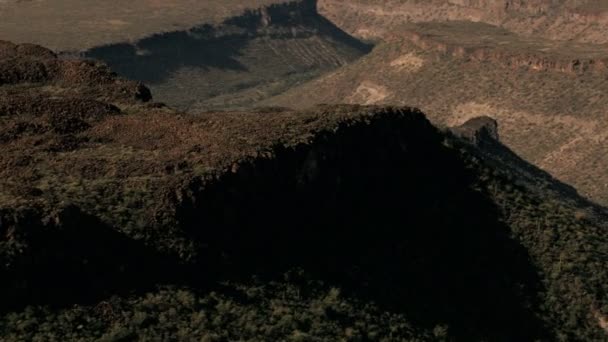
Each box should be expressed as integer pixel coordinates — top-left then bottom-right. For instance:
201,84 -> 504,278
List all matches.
1,279 -> 443,341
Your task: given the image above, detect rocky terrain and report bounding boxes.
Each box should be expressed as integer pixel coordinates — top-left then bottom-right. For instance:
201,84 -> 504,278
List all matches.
1,39 -> 608,341
2,0 -> 608,341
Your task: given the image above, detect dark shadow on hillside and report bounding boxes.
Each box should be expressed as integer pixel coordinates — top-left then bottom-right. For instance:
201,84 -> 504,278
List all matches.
1,108 -> 550,340
84,29 -> 248,84
84,1 -> 371,84
0,206 -> 184,312
176,111 -> 551,341
451,122 -> 608,218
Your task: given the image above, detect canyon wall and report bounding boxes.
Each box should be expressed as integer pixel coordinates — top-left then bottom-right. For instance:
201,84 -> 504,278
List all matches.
318,0 -> 608,43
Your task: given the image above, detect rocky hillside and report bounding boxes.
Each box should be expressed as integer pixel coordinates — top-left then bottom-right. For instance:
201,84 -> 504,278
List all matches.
318,0 -> 608,43
264,20 -> 608,206
1,41 -> 608,341
83,0 -> 370,112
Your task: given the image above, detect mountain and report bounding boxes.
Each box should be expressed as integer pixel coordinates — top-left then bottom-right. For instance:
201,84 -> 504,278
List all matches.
264,19 -> 608,206
1,41 -> 608,341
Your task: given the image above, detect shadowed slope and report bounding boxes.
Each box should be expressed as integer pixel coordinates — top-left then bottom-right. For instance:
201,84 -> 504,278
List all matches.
1,105 -> 549,340
84,1 -> 371,111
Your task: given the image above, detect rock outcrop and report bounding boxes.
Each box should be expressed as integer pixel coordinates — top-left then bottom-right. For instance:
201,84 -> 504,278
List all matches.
452,115 -> 500,144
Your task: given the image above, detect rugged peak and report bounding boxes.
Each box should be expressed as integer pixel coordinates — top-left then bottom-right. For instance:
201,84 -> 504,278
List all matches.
452,116 -> 500,144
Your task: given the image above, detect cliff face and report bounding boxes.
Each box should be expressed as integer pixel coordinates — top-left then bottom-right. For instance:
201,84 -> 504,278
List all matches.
390,24 -> 608,76
230,0 -> 317,27
318,0 -> 608,43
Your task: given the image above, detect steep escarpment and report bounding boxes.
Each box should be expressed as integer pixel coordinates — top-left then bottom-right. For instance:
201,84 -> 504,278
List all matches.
84,0 -> 371,112
264,21 -> 608,206
318,0 -> 608,44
